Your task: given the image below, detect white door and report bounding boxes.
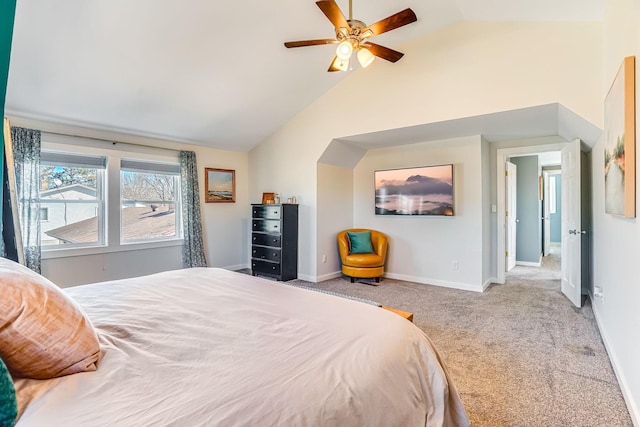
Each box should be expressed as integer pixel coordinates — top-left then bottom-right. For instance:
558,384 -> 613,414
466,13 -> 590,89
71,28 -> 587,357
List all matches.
505,161 -> 517,271
543,171 -> 551,256
561,139 -> 582,307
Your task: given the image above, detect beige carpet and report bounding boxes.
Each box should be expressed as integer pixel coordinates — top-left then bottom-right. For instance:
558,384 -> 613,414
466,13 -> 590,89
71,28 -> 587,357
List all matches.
281,252 -> 633,426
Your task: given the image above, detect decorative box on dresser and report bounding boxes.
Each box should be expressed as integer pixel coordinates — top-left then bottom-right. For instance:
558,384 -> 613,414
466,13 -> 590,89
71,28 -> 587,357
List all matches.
251,204 -> 298,281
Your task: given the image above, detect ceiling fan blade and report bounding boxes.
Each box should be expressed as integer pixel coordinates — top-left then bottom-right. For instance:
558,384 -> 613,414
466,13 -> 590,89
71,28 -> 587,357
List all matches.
364,43 -> 404,63
361,8 -> 417,38
284,39 -> 338,48
316,0 -> 350,31
328,56 -> 342,72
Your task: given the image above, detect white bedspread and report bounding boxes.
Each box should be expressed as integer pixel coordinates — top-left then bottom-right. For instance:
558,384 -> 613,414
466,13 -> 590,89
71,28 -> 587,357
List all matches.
14,268 -> 469,426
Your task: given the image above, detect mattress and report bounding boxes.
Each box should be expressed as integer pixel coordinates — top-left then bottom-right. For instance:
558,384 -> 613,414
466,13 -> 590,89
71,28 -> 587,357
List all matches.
14,268 -> 469,426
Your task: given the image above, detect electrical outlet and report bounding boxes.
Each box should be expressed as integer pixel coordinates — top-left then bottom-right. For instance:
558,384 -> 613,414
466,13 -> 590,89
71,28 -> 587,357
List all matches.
451,260 -> 458,270
322,254 -> 327,263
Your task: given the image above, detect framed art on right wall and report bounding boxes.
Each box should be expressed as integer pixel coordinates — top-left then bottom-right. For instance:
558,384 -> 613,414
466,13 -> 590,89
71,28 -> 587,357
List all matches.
604,55 -> 636,218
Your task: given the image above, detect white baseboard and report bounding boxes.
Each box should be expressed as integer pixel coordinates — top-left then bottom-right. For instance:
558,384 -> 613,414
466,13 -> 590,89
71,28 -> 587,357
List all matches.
225,264 -> 249,271
384,272 -> 485,292
301,270 -> 488,293
483,277 -> 497,290
516,258 -> 542,267
313,271 -> 342,283
590,293 -> 639,426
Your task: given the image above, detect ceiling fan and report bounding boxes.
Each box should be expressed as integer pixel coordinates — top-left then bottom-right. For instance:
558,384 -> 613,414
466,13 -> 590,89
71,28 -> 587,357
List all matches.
284,0 -> 417,72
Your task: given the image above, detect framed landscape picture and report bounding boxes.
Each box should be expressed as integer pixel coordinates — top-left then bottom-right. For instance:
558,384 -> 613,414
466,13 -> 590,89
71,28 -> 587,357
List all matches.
205,168 -> 235,203
375,164 -> 454,216
604,55 -> 635,218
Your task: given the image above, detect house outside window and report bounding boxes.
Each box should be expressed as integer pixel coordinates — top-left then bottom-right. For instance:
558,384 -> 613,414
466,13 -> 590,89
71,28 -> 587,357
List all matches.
40,152 -> 106,248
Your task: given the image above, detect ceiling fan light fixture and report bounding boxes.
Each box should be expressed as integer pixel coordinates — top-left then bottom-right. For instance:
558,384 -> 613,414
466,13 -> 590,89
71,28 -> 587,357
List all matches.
336,40 -> 353,60
357,47 -> 375,68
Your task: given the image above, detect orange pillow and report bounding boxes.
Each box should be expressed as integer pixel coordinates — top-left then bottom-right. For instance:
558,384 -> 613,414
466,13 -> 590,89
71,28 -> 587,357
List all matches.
0,257 -> 100,379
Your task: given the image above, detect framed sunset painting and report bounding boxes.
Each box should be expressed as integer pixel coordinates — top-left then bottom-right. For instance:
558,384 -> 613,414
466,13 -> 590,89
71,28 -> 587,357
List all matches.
205,168 -> 235,203
375,164 -> 454,216
604,56 -> 635,218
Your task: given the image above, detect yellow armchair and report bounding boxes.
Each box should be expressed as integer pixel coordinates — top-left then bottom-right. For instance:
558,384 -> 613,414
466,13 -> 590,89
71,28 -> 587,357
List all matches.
337,229 -> 388,283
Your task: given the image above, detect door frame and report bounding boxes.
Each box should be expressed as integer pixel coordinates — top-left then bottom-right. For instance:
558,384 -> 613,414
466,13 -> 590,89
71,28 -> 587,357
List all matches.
496,143 -> 567,284
505,161 -> 517,271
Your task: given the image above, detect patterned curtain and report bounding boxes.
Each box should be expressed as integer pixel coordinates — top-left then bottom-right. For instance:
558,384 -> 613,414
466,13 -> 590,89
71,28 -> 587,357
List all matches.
179,151 -> 207,268
8,127 -> 41,273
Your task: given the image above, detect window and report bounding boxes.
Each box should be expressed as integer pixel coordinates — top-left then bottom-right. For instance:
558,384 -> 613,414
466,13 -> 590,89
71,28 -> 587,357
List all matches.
40,152 -> 106,248
120,159 -> 181,243
40,139 -> 182,255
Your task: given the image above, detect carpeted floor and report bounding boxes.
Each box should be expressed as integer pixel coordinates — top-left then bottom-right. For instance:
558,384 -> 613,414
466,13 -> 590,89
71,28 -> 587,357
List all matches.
269,250 -> 632,426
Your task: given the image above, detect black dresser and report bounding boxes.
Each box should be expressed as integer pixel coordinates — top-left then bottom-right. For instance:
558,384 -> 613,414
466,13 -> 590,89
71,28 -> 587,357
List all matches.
251,204 -> 298,281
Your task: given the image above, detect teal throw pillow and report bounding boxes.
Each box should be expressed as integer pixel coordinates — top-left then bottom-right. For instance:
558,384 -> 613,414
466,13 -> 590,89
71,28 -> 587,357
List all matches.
0,357 -> 17,427
347,231 -> 374,254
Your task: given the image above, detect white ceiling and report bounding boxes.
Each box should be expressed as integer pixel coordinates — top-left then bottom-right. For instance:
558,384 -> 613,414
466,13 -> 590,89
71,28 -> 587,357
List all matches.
5,0 -> 606,152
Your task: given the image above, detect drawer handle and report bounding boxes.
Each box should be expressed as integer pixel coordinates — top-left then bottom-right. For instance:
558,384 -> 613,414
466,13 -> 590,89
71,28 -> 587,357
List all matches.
272,266 -> 276,270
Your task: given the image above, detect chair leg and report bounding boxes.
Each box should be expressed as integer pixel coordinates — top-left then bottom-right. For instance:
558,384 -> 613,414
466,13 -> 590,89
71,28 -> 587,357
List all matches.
350,277 -> 355,283
375,277 -> 380,283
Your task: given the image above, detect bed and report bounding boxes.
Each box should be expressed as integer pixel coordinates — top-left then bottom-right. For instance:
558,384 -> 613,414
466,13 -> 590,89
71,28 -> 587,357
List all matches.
4,265 -> 469,426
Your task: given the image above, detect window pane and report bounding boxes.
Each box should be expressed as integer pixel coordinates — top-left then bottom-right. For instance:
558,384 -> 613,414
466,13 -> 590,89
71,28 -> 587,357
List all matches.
121,171 -> 179,242
40,164 -> 104,247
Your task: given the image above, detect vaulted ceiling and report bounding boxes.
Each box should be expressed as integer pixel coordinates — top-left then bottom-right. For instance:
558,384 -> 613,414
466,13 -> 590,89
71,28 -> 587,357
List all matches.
5,0 -> 605,152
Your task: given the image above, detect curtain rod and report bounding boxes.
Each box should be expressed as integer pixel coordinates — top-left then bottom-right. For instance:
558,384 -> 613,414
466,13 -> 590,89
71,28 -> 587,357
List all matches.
41,130 -> 182,154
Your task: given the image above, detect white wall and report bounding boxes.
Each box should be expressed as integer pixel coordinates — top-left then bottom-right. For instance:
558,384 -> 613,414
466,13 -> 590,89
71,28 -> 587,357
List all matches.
591,0 -> 640,422
481,137 -> 492,284
9,116 -> 250,287
353,136 -> 486,291
316,163 -> 353,280
250,21 -> 602,282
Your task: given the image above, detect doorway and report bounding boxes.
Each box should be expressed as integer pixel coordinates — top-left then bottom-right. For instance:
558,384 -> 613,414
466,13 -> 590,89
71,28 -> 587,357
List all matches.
496,140 -> 588,307
505,151 -> 562,272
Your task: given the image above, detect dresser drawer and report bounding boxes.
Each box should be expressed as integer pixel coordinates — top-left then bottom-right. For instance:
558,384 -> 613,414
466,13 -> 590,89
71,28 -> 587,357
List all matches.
252,259 -> 281,276
252,233 -> 281,247
252,205 -> 282,219
252,246 -> 281,262
252,219 -> 281,233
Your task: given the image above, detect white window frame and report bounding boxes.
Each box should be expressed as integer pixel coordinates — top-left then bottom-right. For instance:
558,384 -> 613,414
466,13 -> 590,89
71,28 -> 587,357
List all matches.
41,135 -> 183,260
40,150 -> 107,250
